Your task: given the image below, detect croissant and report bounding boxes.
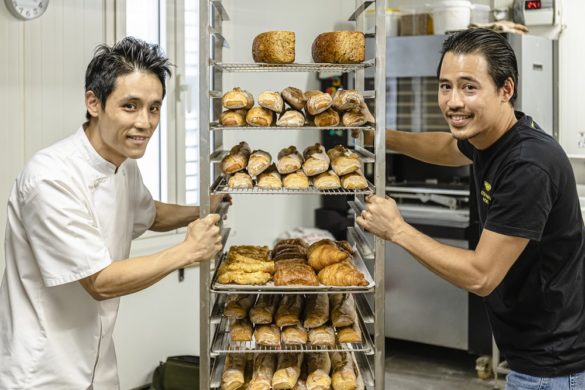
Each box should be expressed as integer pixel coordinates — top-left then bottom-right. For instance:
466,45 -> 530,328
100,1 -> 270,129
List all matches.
249,353 -> 276,390
221,141 -> 251,174
246,106 -> 274,127
307,239 -> 352,271
228,172 -> 253,189
256,164 -> 283,190
306,92 -> 333,116
314,108 -> 340,127
281,87 -> 306,110
277,110 -> 305,127
222,87 -> 254,110
259,91 -> 285,113
277,146 -> 304,174
219,109 -> 247,126
318,261 -> 368,286
247,150 -> 272,177
332,89 -> 364,111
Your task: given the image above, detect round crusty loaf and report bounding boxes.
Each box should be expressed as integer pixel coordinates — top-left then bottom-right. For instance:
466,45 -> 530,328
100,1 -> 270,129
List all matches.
312,31 -> 365,64
252,31 -> 295,64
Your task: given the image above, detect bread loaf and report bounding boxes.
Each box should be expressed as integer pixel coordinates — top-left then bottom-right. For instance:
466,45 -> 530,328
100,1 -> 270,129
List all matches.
330,293 -> 356,328
221,141 -> 251,174
302,143 -> 330,177
221,353 -> 247,390
253,31 -> 295,64
330,352 -> 359,390
224,294 -> 256,319
314,108 -> 340,127
259,91 -> 285,113
228,172 -> 253,189
332,89 -> 364,112
313,170 -> 341,190
272,353 -> 303,390
281,324 -> 308,345
277,110 -> 305,127
306,92 -> 333,116
275,295 -> 303,327
219,109 -> 248,126
281,87 -> 306,110
308,325 -> 335,347
230,318 -> 254,342
283,171 -> 310,190
256,164 -> 283,190
222,87 -> 254,110
249,294 -> 279,325
249,353 -> 276,390
306,352 -> 332,390
277,146 -> 304,174
247,150 -> 272,177
303,294 -> 330,328
341,170 -> 368,190
254,324 -> 281,347
312,31 -> 365,64
246,106 -> 274,127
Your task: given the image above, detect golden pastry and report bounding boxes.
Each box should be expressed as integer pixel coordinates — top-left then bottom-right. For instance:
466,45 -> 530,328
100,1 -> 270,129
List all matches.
318,261 -> 368,286
307,239 -> 353,271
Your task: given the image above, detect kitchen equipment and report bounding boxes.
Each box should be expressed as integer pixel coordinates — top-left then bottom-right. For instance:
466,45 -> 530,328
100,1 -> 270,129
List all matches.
431,0 -> 472,34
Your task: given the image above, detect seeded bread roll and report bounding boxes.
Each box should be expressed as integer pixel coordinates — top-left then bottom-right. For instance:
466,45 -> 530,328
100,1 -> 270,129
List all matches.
252,31 -> 295,64
312,31 -> 365,64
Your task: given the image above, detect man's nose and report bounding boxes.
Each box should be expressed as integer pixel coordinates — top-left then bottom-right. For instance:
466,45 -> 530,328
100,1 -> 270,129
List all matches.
447,88 -> 464,109
135,108 -> 152,129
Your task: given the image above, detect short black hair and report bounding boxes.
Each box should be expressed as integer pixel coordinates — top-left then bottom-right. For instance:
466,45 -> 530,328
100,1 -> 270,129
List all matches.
84,36 -> 173,120
437,28 -> 518,104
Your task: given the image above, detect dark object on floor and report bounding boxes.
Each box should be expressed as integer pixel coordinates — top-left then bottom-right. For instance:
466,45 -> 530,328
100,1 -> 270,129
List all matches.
151,355 -> 199,390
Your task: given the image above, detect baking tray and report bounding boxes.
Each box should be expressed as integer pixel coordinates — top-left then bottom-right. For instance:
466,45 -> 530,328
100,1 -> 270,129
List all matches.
209,124 -> 375,132
210,311 -> 373,355
210,249 -> 375,294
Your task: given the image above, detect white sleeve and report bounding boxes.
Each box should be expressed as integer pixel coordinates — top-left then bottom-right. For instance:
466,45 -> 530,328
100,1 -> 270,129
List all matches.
20,178 -> 112,287
130,164 -> 156,239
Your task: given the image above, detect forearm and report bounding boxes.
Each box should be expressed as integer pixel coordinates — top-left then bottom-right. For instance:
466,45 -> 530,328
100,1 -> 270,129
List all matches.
391,223 -> 488,295
81,242 -> 192,300
386,130 -> 470,167
150,201 -> 199,232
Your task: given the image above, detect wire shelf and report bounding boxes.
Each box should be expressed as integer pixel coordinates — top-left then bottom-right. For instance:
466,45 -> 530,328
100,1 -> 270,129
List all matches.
210,314 -> 373,355
211,60 -> 374,73
209,124 -> 375,132
210,249 -> 374,294
211,176 -> 375,196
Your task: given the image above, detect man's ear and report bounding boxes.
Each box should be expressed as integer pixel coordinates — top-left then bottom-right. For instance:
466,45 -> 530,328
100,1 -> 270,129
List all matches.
85,91 -> 101,118
500,77 -> 515,103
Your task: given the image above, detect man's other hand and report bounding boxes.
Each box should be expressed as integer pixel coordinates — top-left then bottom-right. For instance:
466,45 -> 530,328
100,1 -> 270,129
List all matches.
210,194 -> 232,214
356,194 -> 406,242
184,214 -> 222,264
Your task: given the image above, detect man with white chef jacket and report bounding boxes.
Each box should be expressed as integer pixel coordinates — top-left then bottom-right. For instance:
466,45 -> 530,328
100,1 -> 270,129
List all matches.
0,37 -> 226,389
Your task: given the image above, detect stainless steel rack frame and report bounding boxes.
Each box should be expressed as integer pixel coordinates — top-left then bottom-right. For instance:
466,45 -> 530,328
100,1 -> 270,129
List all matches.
199,1 -> 386,388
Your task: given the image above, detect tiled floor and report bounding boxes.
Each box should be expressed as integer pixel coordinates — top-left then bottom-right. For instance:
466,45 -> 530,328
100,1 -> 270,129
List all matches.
384,339 -> 506,389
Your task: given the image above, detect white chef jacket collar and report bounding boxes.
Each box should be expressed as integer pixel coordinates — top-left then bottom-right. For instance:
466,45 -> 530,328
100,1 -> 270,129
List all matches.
77,125 -> 125,176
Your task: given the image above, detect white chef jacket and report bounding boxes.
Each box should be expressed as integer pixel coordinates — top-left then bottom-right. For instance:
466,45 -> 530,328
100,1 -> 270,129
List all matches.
0,127 -> 156,390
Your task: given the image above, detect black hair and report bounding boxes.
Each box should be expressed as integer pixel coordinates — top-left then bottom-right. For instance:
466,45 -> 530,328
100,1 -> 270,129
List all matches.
437,28 -> 518,104
84,36 -> 173,120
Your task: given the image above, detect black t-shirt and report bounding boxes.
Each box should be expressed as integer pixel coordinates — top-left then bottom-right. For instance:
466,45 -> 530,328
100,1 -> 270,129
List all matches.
458,112 -> 585,377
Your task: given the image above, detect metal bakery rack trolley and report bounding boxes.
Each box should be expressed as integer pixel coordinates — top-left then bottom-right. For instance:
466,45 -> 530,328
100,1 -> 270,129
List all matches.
198,1 -> 386,388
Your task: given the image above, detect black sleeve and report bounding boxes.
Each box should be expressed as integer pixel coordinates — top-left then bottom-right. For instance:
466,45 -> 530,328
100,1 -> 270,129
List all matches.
484,162 -> 555,241
457,140 -> 475,160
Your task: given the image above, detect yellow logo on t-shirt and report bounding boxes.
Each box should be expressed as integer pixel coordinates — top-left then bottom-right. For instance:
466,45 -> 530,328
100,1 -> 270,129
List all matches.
481,180 -> 492,205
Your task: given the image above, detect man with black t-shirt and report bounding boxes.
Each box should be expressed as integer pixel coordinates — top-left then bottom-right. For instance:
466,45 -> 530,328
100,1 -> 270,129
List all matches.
357,28 -> 585,389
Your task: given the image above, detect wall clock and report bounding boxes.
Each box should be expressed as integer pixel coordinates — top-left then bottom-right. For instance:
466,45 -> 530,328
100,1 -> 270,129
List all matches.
5,0 -> 49,21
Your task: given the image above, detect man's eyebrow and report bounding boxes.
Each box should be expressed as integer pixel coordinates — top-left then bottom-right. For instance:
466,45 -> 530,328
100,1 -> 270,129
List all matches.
438,76 -> 478,83
121,95 -> 162,105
